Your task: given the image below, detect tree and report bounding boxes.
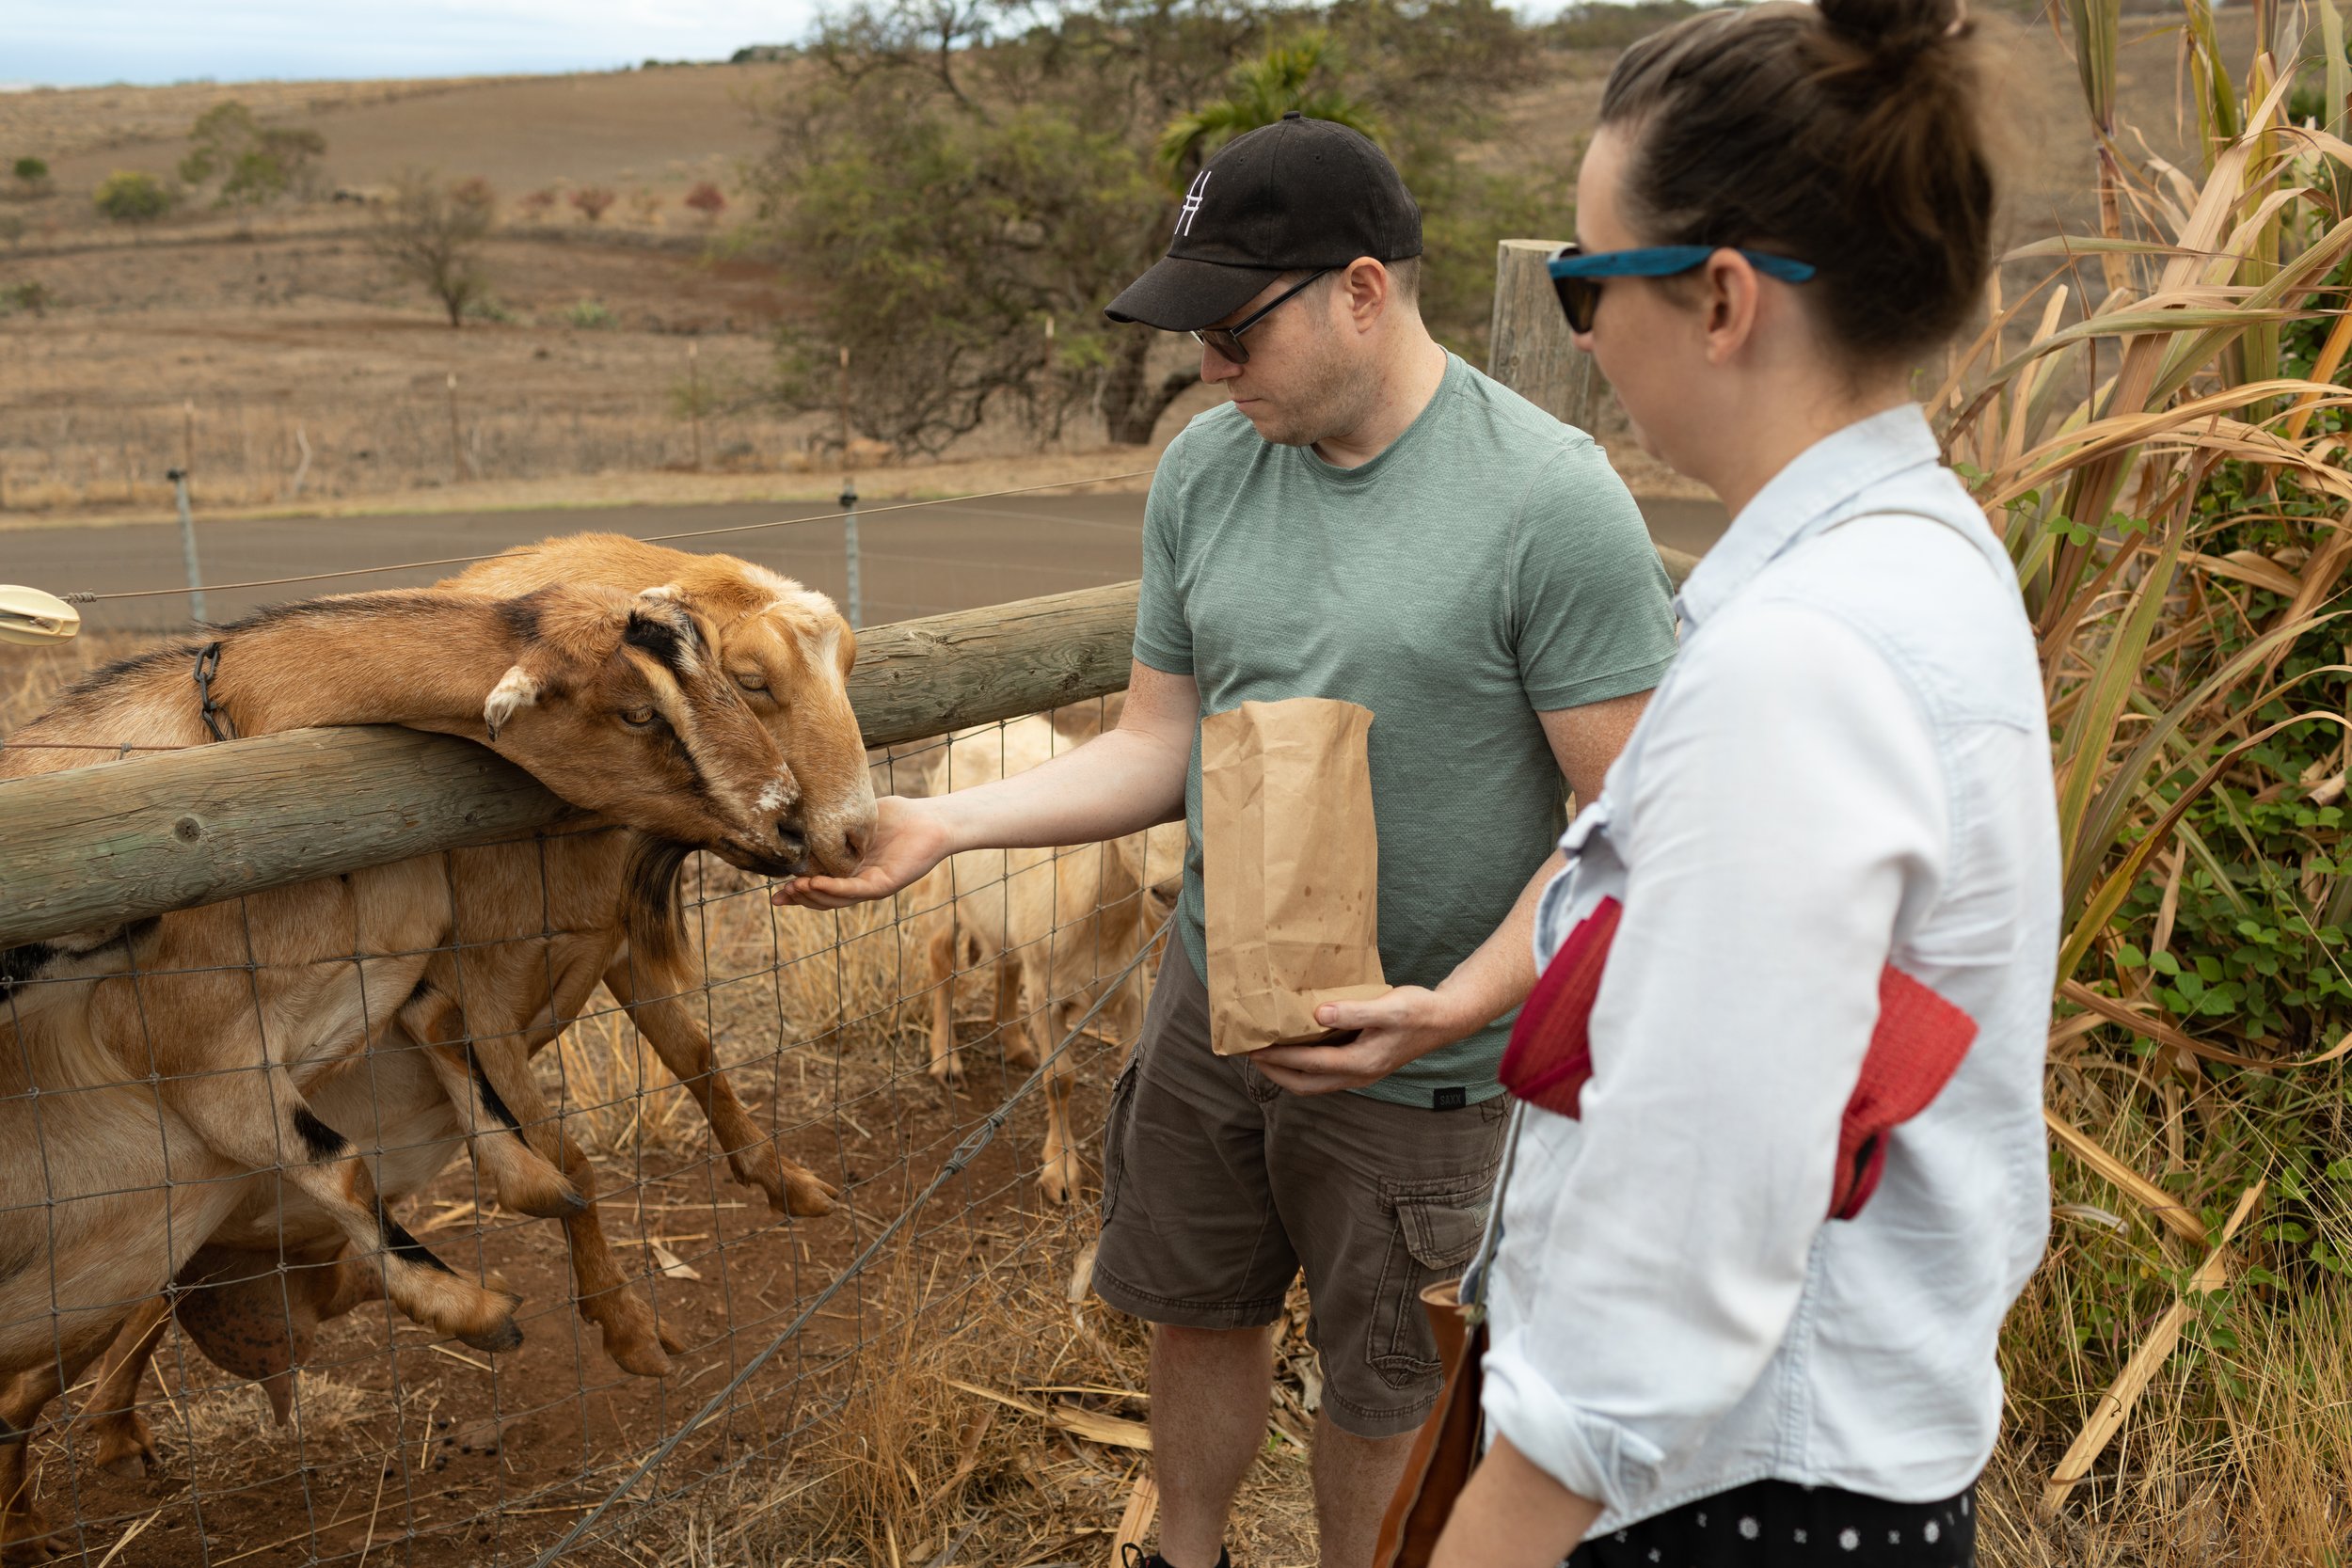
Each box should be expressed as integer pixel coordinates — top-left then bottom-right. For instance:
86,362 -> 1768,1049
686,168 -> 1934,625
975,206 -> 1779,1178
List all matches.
684,181 -> 728,224
371,170 -> 497,328
179,102 -> 325,212
9,157 -> 48,198
754,0 -> 1556,451
569,185 -> 616,223
1156,35 -> 1382,177
92,170 -> 176,230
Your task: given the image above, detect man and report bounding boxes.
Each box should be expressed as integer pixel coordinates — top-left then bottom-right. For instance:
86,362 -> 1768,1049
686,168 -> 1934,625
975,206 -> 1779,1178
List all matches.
774,114 -> 1677,1567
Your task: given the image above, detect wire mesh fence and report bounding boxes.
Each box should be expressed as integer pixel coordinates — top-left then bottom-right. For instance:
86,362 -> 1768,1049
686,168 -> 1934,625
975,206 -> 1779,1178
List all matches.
0,390 -> 820,514
0,697 -> 1186,1568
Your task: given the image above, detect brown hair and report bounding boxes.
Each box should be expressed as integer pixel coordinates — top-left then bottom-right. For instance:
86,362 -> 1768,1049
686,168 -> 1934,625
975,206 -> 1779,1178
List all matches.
1597,0 -> 1993,367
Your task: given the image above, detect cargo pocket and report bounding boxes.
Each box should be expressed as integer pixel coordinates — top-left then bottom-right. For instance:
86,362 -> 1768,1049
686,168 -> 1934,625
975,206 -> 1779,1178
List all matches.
1366,1179 -> 1490,1390
1097,1054 -> 1143,1228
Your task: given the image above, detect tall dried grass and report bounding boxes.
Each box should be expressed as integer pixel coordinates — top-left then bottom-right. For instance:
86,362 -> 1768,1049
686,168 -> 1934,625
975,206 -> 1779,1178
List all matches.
1931,0 -> 2352,1553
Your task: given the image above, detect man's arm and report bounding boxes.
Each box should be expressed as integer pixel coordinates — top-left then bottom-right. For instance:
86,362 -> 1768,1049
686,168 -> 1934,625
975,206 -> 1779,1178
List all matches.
1250,691 -> 1649,1096
771,660 -> 1199,910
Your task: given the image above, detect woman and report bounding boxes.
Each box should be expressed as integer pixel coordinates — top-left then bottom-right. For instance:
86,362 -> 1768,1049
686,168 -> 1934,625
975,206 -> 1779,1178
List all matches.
1429,1 -> 2057,1563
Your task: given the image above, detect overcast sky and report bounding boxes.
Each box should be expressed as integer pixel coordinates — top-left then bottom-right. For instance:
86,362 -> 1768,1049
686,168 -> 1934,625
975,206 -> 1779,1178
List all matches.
8,1 -> 832,88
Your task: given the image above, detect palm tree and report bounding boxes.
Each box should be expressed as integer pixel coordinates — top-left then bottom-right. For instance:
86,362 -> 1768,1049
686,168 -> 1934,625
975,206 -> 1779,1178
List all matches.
1155,35 -> 1385,185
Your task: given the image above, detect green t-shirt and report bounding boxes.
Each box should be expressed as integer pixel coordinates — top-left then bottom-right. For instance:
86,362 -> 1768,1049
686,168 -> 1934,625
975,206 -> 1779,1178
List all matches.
1135,352 -> 1679,1107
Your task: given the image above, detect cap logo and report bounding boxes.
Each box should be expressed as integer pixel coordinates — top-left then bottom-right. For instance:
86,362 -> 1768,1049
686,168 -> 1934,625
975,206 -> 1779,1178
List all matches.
1176,169 -> 1211,237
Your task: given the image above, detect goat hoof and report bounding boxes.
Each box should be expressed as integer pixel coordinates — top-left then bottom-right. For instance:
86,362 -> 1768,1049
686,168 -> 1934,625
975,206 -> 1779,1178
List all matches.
98,1448 -> 151,1481
0,1514 -> 65,1563
784,1171 -> 839,1218
1037,1159 -> 1079,1208
586,1293 -> 675,1378
927,1054 -> 962,1089
513,1185 -> 589,1220
604,1333 -> 674,1380
456,1301 -> 525,1356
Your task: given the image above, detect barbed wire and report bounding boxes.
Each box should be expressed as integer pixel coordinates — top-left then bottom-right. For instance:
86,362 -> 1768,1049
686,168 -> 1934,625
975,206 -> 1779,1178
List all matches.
51,468 -> 1156,606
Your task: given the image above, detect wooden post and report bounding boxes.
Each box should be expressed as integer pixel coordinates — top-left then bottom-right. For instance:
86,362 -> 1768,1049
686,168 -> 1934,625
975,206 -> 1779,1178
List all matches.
1488,239 -> 1608,434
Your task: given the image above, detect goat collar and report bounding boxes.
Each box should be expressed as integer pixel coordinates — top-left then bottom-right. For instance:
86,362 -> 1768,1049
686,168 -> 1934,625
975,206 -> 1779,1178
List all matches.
193,641 -> 237,743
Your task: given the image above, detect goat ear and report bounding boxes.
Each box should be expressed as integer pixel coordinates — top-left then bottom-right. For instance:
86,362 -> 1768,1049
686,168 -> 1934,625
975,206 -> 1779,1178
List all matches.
832,614 -> 857,679
625,593 -> 699,673
483,665 -> 541,741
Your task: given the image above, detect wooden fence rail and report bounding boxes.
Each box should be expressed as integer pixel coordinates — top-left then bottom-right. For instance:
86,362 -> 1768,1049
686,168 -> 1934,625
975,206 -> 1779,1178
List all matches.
2,548 -> 1695,956
0,580 -> 1139,951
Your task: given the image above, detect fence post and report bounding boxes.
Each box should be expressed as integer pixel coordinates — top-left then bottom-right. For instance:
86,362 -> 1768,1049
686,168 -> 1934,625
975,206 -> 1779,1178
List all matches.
1488,238 -> 1608,434
167,464 -> 204,624
446,372 -> 464,482
840,476 -> 862,629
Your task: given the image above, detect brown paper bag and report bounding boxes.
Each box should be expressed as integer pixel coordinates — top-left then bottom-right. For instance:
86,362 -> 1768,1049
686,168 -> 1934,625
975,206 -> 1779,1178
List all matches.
1200,696 -> 1390,1055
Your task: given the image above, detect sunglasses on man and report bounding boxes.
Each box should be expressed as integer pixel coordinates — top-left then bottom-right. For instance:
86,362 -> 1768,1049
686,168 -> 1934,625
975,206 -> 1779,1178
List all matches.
1548,244 -> 1818,335
1191,268 -> 1334,365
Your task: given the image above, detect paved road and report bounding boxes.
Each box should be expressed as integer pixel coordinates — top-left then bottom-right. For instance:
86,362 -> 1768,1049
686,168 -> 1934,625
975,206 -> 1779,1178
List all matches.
5,493 -> 1728,634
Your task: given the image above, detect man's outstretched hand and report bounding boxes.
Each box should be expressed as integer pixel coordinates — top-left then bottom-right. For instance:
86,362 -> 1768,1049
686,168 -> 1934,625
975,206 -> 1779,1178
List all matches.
771,796 -> 956,910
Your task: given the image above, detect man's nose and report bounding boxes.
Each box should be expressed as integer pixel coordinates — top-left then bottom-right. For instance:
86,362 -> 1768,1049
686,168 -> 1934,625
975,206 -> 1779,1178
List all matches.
1200,342 -> 1240,383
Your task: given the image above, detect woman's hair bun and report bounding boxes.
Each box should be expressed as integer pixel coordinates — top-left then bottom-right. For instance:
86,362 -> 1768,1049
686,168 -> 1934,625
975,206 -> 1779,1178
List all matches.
1596,0 -> 1994,368
1816,0 -> 1967,61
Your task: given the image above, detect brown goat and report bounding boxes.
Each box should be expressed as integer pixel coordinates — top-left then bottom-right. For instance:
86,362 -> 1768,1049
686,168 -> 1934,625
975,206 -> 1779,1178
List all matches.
58,540 -> 878,1496
0,582 -> 804,1559
908,717 -> 1182,1203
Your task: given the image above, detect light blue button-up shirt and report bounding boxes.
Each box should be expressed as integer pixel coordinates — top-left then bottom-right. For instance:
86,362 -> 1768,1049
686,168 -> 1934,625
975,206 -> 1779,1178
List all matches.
1481,405 -> 2060,1529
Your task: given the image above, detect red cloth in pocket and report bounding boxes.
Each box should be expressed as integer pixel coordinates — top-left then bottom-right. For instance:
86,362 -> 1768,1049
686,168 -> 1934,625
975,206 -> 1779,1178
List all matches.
1498,897 -> 1977,1221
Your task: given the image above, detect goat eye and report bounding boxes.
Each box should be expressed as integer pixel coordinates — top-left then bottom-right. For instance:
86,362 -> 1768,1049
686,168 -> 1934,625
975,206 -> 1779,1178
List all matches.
734,671 -> 768,692
621,706 -> 656,728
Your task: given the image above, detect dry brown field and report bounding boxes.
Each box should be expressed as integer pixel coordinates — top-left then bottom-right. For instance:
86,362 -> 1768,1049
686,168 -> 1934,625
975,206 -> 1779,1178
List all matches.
2,11 -> 2243,527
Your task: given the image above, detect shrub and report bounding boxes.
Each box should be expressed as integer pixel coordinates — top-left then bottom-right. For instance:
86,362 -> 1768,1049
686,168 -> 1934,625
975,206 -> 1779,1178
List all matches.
8,157 -> 48,197
516,187 -> 557,222
0,280 -> 53,316
179,103 -> 325,211
684,181 -> 727,224
627,186 -> 664,226
564,298 -> 616,329
92,170 -> 175,228
568,185 -> 616,223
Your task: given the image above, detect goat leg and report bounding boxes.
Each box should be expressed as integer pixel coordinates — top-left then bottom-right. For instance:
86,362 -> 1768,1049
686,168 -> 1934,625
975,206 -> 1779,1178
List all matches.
994,952 -> 1040,1069
156,1053 -> 522,1356
76,1296 -> 170,1480
548,1132 -> 684,1377
0,1323 -> 121,1562
599,952 -> 837,1218
1034,996 -> 1080,1208
404,979 -> 585,1220
925,920 -> 963,1088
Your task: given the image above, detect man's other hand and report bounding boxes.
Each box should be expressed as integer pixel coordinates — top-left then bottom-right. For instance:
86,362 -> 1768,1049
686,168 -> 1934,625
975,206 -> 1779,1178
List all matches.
771,796 -> 954,910
1250,985 -> 1483,1095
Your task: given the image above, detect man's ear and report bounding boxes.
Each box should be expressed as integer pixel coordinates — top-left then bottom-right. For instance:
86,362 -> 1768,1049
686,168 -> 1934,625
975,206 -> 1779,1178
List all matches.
1344,256 -> 1389,329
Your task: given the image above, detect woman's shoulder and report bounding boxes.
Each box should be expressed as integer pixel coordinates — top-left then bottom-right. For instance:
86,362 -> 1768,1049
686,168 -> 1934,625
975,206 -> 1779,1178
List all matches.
1732,508 -> 2042,729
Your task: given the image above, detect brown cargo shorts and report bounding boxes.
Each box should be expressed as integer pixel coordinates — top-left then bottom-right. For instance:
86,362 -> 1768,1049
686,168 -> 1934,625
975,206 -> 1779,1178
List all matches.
1089,942 -> 1508,1438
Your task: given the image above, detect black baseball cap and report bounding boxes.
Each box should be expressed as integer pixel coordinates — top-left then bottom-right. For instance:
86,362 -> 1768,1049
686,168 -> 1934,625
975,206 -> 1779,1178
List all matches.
1104,111 -> 1423,332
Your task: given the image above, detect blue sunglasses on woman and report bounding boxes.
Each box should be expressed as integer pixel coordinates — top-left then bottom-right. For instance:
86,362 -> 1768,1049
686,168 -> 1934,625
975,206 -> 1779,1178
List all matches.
1548,244 -> 1818,334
